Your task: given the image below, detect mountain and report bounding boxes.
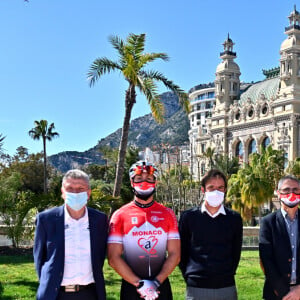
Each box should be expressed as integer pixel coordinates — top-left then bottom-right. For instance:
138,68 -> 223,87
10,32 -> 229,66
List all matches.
49,92 -> 190,172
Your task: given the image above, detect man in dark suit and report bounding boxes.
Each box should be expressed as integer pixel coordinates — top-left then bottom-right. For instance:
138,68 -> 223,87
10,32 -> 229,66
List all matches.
259,175 -> 300,300
34,169 -> 108,300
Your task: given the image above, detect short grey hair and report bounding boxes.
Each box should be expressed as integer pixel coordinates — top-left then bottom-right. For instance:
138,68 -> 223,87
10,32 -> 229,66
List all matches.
62,169 -> 90,188
277,174 -> 300,190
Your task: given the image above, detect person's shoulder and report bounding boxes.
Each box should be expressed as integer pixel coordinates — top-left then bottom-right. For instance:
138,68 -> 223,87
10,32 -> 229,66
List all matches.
37,205 -> 62,218
35,206 -> 63,225
153,201 -> 173,212
116,201 -> 134,212
224,206 -> 239,215
110,201 -> 134,218
183,207 -> 200,214
224,207 -> 242,220
87,207 -> 108,219
261,210 -> 279,223
180,207 -> 200,218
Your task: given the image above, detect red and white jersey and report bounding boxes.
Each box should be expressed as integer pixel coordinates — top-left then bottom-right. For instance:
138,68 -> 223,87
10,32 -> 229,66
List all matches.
108,201 -> 180,278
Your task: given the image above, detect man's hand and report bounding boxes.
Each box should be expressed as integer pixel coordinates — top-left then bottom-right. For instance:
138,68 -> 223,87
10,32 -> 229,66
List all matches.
137,279 -> 160,300
282,285 -> 300,300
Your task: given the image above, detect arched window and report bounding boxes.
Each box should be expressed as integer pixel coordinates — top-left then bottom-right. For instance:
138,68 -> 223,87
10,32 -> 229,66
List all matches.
248,139 -> 257,155
284,152 -> 288,168
248,108 -> 254,118
201,163 -> 205,176
235,141 -> 243,159
261,104 -> 268,115
262,136 -> 270,149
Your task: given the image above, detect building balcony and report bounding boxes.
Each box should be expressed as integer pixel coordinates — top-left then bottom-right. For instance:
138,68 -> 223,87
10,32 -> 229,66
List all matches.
285,24 -> 300,32
220,50 -> 236,57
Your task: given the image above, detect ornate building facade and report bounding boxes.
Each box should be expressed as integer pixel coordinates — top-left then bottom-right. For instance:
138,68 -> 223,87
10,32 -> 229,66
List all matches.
190,6 -> 300,179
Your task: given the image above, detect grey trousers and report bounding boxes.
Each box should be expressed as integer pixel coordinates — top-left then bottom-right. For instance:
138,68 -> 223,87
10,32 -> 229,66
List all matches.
186,285 -> 238,300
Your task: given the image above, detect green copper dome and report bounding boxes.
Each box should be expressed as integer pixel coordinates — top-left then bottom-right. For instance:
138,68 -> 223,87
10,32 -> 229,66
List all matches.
239,77 -> 280,104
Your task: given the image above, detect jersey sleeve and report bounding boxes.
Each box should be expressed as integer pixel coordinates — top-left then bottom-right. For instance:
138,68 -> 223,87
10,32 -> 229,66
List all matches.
166,207 -> 180,240
108,209 -> 123,244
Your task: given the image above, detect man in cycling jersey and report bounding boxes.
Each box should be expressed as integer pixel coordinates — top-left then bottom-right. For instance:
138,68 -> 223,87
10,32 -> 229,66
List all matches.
108,160 -> 180,300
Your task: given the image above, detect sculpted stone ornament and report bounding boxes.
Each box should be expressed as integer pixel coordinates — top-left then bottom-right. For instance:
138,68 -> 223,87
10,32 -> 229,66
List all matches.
229,110 -> 234,122
260,94 -> 266,101
291,114 -> 297,127
256,104 -> 261,118
241,106 -> 247,121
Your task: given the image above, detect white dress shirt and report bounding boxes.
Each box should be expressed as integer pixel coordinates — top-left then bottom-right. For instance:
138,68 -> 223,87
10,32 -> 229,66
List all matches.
61,206 -> 95,286
201,202 -> 226,218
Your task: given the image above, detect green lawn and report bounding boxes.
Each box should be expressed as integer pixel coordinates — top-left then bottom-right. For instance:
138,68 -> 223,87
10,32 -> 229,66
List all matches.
0,251 -> 264,300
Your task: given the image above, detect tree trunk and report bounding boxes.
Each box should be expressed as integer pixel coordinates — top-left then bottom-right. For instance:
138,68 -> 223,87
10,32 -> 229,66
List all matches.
113,84 -> 136,197
43,136 -> 47,194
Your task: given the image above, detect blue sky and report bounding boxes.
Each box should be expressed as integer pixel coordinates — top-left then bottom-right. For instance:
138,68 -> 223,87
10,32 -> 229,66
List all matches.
0,0 -> 297,156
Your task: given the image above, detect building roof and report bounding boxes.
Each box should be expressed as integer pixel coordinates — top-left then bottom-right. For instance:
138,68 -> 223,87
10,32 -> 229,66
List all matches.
188,82 -> 215,94
239,77 -> 279,104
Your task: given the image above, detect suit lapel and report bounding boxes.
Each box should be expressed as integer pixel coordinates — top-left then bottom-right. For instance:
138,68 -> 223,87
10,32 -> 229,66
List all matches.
276,209 -> 292,253
88,208 -> 96,262
55,205 -> 65,254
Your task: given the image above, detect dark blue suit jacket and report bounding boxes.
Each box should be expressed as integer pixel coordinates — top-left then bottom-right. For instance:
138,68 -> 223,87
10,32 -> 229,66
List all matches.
33,205 -> 108,300
259,209 -> 300,300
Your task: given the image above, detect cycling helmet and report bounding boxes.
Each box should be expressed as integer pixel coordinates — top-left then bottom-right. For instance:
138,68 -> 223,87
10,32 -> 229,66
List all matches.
129,160 -> 158,180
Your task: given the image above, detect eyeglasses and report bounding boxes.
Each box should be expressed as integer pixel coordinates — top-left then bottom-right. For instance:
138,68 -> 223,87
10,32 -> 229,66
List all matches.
278,188 -> 300,195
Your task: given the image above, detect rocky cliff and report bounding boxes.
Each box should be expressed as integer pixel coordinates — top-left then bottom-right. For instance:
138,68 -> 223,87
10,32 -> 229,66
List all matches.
49,92 -> 190,172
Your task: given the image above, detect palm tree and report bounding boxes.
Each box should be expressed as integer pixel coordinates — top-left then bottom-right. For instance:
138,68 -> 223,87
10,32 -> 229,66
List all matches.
202,147 -> 215,169
285,157 -> 300,177
28,120 -> 59,193
227,164 -> 272,222
87,33 -> 189,197
213,154 -> 239,179
227,145 -> 284,222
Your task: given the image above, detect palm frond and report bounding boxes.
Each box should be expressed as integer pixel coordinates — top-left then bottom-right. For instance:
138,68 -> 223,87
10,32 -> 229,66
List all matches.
28,120 -> 59,141
0,134 -> 5,155
46,123 -> 59,141
108,35 -> 125,57
126,33 -> 146,57
137,77 -> 164,123
140,70 -> 190,113
0,134 -> 5,144
87,58 -> 121,87
138,52 -> 169,69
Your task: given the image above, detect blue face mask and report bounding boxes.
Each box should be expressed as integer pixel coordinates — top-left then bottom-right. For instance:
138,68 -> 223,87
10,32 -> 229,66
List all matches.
65,191 -> 88,211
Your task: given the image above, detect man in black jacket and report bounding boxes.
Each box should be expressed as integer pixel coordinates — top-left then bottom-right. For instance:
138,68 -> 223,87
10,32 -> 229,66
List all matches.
259,175 -> 300,300
179,169 -> 243,300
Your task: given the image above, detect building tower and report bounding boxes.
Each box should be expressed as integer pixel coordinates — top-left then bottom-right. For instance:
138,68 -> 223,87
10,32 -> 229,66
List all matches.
279,5 -> 300,99
207,35 -> 241,157
275,5 -> 300,161
215,34 -> 241,112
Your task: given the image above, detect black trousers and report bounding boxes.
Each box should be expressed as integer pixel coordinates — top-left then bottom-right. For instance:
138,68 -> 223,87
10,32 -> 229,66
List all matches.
57,285 -> 98,300
120,278 -> 173,300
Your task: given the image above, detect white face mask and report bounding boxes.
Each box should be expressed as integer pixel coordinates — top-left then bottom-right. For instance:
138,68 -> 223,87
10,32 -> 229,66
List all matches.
65,191 -> 88,211
205,190 -> 224,207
